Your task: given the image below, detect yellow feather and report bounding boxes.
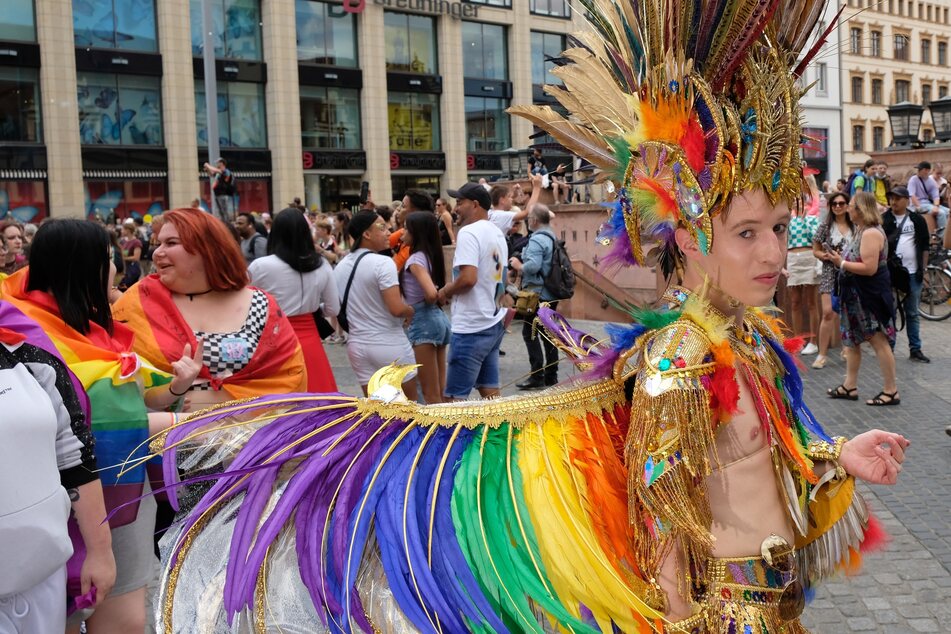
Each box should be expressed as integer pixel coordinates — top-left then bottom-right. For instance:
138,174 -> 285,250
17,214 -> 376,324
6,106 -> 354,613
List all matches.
507,105 -> 618,170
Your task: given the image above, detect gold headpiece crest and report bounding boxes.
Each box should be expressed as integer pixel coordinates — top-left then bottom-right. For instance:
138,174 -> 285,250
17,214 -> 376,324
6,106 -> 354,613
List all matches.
510,0 -> 837,273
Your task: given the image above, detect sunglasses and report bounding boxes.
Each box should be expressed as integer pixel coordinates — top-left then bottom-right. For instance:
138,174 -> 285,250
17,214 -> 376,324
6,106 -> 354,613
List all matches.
831,201 -> 848,207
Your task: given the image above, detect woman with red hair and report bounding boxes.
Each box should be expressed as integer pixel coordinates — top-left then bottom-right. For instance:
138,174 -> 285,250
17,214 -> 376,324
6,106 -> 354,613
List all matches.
113,209 -> 306,412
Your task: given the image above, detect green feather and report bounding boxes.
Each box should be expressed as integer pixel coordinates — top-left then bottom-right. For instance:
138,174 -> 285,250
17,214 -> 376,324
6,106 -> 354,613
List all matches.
609,137 -> 633,182
632,307 -> 683,331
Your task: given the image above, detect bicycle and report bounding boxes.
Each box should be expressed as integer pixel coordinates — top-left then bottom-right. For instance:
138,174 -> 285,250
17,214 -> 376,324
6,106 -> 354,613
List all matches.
918,227 -> 951,321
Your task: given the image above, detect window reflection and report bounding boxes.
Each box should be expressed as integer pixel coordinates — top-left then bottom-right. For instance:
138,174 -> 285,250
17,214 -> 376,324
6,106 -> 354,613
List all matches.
465,96 -> 509,152
195,81 -> 267,148
0,67 -> 41,142
0,3 -> 36,42
73,0 -> 158,52
77,72 -> 162,145
190,0 -> 263,61
384,12 -> 437,74
300,86 -> 361,149
296,0 -> 357,67
388,92 -> 440,151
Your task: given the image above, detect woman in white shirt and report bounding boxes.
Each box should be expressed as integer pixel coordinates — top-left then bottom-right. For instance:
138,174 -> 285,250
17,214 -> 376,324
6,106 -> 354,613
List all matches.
249,208 -> 340,392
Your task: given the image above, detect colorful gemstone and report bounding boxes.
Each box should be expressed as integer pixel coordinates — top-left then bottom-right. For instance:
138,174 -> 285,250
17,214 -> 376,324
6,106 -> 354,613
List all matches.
669,80 -> 680,93
772,170 -> 781,191
674,357 -> 686,368
658,358 -> 672,371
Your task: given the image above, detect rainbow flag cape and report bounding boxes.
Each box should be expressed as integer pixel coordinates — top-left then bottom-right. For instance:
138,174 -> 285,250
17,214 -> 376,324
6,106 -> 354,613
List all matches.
113,275 -> 306,399
1,269 -> 171,525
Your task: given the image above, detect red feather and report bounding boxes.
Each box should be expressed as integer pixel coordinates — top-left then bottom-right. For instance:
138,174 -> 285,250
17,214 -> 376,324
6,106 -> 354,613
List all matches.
680,117 -> 706,173
708,366 -> 741,422
860,513 -> 889,553
783,335 -> 806,355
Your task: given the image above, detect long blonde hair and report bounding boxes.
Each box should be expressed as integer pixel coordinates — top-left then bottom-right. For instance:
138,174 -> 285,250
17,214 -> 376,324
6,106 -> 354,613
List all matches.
850,191 -> 881,227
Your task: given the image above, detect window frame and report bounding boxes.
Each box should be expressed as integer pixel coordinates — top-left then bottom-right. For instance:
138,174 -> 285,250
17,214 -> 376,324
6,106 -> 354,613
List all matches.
461,21 -> 508,82
895,78 -> 911,102
530,0 -> 571,19
852,124 -> 865,152
384,11 -> 438,76
194,79 -> 268,148
922,38 -> 932,64
870,30 -> 882,57
0,2 -> 37,42
387,91 -> 442,152
295,0 -> 359,67
299,84 -> 362,150
0,66 -> 42,143
464,95 -> 511,153
850,27 -> 862,55
872,126 -> 885,152
74,0 -> 159,52
871,78 -> 884,105
851,75 -> 864,103
77,71 -> 164,146
894,34 -> 909,61
190,0 -> 264,62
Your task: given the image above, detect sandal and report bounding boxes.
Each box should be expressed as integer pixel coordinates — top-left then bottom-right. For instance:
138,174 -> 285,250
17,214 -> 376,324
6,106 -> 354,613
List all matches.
867,391 -> 900,406
827,384 -> 858,400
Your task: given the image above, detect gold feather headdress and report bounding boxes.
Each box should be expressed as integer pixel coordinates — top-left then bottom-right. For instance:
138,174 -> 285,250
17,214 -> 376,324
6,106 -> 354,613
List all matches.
510,0 -> 838,273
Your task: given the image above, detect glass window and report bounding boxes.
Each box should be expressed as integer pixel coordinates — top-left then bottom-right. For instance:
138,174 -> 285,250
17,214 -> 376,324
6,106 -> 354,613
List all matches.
850,27 -> 861,54
388,92 -> 440,151
0,181 -> 46,223
391,175 -> 439,199
531,31 -> 566,86
871,31 -> 881,57
894,34 -> 909,61
462,22 -> 507,80
464,0 -> 510,6
190,0 -> 263,61
871,78 -> 883,104
815,63 -> 827,94
895,79 -> 910,102
922,39 -> 931,64
0,3 -> 36,42
296,0 -> 357,67
923,83 -> 932,105
77,72 -> 162,145
851,76 -> 863,103
852,125 -> 864,152
384,12 -> 436,75
531,0 -> 570,17
0,67 -> 41,142
74,0 -> 157,51
465,96 -> 509,152
940,84 -> 948,99
195,81 -> 266,148
300,85 -> 361,149
873,126 -> 885,151
84,179 -> 167,221
939,41 -> 947,66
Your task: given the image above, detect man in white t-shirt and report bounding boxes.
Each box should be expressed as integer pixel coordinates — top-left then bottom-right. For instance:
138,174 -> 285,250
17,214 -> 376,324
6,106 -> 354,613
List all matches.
334,211 -> 418,397
487,173 -> 543,236
437,182 -> 508,400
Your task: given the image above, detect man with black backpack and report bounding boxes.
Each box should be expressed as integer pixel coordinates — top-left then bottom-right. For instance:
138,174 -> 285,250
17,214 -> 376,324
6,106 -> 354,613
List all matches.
508,204 -> 575,389
883,186 -> 930,363
204,157 -> 236,222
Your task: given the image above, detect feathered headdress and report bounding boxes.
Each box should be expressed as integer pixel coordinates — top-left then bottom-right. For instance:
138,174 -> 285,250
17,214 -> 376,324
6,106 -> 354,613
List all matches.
510,0 -> 840,274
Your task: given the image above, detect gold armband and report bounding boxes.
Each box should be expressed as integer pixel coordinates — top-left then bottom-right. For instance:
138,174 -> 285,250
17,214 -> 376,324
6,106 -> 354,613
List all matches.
808,436 -> 848,482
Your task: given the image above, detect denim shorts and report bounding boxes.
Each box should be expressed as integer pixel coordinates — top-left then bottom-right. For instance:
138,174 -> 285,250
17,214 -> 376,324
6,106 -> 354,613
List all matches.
444,319 -> 505,399
406,302 -> 451,347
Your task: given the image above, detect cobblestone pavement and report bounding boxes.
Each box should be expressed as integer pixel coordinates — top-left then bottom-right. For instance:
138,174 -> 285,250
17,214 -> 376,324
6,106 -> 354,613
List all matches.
325,315 -> 951,632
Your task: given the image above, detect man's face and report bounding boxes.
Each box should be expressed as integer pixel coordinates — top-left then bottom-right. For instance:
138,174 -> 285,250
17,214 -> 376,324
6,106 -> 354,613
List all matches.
455,198 -> 477,226
684,189 -> 790,308
498,191 -> 514,211
889,195 -> 909,214
217,160 -> 226,170
919,167 -> 931,179
234,215 -> 253,237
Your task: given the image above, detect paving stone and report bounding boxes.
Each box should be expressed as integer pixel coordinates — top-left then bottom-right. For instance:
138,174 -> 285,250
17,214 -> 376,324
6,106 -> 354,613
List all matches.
861,596 -> 890,610
844,617 -> 877,631
908,618 -> 940,632
873,610 -> 900,624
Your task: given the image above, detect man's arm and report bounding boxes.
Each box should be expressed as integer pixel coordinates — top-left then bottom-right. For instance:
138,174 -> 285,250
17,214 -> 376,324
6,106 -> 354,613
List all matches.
437,265 -> 477,304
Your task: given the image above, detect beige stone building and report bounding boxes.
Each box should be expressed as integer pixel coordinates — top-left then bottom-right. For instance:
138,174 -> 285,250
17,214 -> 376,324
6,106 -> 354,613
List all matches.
839,0 -> 951,173
0,0 -> 584,220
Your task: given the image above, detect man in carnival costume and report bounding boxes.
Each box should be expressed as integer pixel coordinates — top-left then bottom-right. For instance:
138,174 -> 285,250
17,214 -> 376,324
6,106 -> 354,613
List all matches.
146,1 -> 908,632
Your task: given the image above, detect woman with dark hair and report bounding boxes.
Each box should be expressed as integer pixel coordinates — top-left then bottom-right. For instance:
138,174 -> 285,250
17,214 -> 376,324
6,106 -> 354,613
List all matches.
113,209 -> 306,412
811,191 -> 853,368
400,211 -> 451,403
117,221 -> 143,291
0,219 -> 201,633
249,208 -> 339,392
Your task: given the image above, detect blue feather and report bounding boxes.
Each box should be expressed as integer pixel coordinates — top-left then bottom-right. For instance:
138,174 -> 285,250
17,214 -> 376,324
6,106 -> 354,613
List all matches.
765,338 -> 833,442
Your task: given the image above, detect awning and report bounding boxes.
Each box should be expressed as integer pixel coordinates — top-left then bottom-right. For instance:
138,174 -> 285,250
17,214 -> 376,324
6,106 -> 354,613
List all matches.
0,169 -> 47,180
83,170 -> 167,179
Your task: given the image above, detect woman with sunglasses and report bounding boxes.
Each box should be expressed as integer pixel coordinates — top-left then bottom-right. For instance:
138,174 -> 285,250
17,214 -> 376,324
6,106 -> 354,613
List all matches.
811,192 -> 854,368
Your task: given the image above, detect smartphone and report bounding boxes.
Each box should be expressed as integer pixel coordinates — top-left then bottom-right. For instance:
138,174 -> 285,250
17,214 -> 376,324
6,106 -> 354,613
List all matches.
359,181 -> 370,205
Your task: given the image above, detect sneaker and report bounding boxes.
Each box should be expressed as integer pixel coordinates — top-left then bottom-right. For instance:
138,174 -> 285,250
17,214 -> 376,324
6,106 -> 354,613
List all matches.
811,355 -> 827,369
801,342 -> 819,355
909,349 -> 930,363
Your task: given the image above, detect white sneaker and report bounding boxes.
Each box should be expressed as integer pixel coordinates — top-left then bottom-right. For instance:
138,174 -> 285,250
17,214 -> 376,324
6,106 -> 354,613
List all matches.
801,342 -> 819,355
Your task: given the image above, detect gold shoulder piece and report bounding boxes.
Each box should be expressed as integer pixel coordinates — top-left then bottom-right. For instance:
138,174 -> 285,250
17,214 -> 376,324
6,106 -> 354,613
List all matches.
615,320 -> 717,392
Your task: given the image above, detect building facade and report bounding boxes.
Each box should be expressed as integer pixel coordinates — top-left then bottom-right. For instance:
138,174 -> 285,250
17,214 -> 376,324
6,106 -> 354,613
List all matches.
799,0 -> 844,186
839,0 -> 951,173
0,0 -> 583,221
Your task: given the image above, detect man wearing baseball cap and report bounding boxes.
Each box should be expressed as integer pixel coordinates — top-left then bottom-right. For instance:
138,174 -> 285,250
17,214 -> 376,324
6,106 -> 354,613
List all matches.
437,183 -> 508,400
883,185 -> 931,363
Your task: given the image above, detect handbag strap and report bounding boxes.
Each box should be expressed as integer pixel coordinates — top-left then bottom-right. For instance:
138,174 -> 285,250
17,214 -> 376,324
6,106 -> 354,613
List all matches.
340,250 -> 371,317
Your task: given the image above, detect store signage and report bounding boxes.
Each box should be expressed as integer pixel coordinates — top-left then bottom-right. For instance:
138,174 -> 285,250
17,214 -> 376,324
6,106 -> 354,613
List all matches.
390,152 -> 446,171
466,153 -> 502,172
302,151 -> 367,171
342,0 -> 479,19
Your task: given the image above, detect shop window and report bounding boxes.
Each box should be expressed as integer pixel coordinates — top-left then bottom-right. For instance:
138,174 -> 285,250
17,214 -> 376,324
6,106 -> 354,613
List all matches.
464,0 -> 510,6
200,177 -> 270,213
296,0 -> 357,67
0,2 -> 36,42
384,12 -> 437,75
462,21 -> 507,81
388,92 -> 440,151
190,0 -> 262,61
391,175 -> 439,200
304,173 -> 361,213
531,31 -> 566,88
465,97 -> 510,152
0,67 -> 41,142
0,181 -> 46,223
73,0 -> 157,52
77,72 -> 162,146
300,85 -> 361,149
530,0 -> 570,17
83,179 -> 167,222
195,81 -> 266,148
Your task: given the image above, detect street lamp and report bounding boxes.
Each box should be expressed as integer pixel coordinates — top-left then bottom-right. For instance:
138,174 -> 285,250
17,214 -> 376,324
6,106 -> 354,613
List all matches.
501,147 -> 521,180
928,95 -> 951,142
886,101 -> 925,147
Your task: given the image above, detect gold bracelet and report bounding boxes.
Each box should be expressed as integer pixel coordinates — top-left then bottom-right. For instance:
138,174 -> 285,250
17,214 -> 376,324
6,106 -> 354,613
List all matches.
807,436 -> 847,462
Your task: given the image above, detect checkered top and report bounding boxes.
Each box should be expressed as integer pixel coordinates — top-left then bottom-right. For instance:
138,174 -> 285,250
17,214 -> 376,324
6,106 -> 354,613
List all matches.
787,214 -> 819,249
191,290 -> 269,390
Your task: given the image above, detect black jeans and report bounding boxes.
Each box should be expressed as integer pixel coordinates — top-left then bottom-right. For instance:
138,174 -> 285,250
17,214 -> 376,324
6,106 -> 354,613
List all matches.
522,301 -> 559,382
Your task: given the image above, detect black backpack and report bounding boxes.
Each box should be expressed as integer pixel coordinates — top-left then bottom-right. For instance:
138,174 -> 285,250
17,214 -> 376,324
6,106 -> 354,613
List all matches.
538,233 -> 576,300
